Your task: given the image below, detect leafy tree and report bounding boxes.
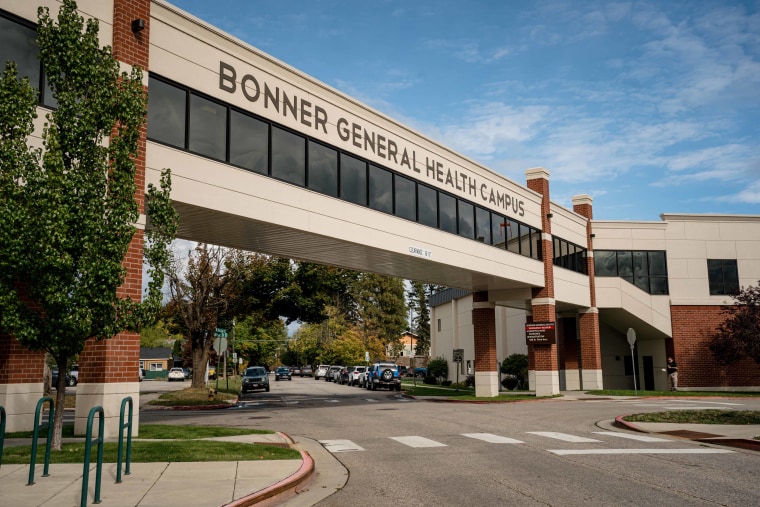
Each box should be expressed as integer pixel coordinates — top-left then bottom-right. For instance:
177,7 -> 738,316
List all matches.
0,0 -> 176,449
234,316 -> 285,369
407,281 -> 431,356
500,353 -> 529,390
709,281 -> 760,365
353,273 -> 407,349
140,320 -> 176,348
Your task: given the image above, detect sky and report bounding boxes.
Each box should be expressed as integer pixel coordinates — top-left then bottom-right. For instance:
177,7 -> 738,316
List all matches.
168,0 -> 760,221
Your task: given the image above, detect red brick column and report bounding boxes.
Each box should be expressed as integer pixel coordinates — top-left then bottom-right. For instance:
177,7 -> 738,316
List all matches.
472,291 -> 499,396
75,0 -> 151,437
0,332 -> 46,432
572,194 -> 603,389
526,168 -> 559,395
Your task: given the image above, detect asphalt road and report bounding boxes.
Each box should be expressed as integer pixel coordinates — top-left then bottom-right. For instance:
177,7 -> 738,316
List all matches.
140,377 -> 760,507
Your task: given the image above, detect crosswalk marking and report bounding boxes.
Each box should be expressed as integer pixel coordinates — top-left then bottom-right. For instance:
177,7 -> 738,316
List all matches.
526,431 -> 602,443
591,432 -> 671,442
390,436 -> 447,448
463,433 -> 524,444
549,448 -> 735,455
319,439 -> 365,452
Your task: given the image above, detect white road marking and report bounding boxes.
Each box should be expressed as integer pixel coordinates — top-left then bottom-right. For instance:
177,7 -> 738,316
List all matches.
364,399 -> 378,403
463,433 -> 524,444
549,448 -> 735,455
670,400 -> 744,406
592,432 -> 671,442
527,432 -> 602,443
319,439 -> 365,452
390,436 -> 447,448
324,399 -> 340,403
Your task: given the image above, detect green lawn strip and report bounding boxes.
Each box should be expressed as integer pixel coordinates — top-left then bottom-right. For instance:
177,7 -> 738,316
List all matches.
148,387 -> 238,406
0,439 -> 300,465
586,389 -> 760,397
402,384 -> 551,401
623,410 -> 760,425
6,424 -> 272,440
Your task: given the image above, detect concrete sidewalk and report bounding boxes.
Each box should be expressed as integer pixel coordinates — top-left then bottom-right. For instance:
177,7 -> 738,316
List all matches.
0,433 -> 321,507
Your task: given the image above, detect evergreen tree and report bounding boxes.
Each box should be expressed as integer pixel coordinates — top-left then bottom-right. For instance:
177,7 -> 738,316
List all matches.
408,281 -> 431,357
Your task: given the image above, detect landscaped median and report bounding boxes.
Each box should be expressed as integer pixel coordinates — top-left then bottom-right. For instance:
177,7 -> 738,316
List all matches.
1,424 -> 301,464
400,381 -> 559,402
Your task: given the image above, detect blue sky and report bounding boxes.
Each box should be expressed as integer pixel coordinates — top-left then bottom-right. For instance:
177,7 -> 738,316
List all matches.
169,0 -> 760,221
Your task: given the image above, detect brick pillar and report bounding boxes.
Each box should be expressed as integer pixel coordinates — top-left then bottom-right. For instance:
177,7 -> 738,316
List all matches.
0,333 -> 46,432
472,291 -> 499,397
526,168 -> 559,396
572,194 -> 603,389
75,0 -> 151,438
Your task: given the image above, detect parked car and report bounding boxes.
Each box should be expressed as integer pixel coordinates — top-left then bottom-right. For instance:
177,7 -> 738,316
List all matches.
366,362 -> 401,391
337,366 -> 351,385
327,365 -> 343,382
414,367 -> 428,377
208,366 -> 217,380
51,369 -> 76,388
349,366 -> 366,386
241,366 -> 270,394
69,365 -> 79,382
300,366 -> 313,377
358,367 -> 371,388
291,366 -> 301,376
167,367 -> 185,381
314,364 -> 330,380
139,368 -> 145,382
183,368 -> 191,379
275,366 -> 292,381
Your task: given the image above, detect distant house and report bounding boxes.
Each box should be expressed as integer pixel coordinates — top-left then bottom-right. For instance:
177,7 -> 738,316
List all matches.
389,332 -> 424,367
139,347 -> 173,378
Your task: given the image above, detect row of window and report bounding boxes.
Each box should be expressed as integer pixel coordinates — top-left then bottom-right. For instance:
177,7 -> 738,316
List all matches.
552,236 -> 587,275
594,250 -> 669,295
707,259 -> 739,296
146,75 -> 544,259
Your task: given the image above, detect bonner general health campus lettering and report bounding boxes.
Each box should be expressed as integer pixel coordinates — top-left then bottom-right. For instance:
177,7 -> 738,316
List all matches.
219,61 -> 525,217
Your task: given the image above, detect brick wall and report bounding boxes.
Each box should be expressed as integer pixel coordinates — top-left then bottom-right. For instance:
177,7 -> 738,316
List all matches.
472,291 -> 497,372
0,333 -> 46,384
671,305 -> 759,387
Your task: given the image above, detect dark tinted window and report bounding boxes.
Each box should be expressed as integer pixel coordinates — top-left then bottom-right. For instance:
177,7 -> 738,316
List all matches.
340,153 -> 366,205
418,184 -> 437,228
369,164 -> 392,213
189,94 -> 227,161
458,201 -> 474,239
0,16 -> 40,90
475,207 -> 490,244
595,251 -> 617,276
394,174 -> 416,221
439,193 -> 457,234
708,259 -> 739,295
617,251 -> 633,279
491,213 -> 507,249
307,141 -> 337,196
147,78 -> 186,148
271,126 -> 305,186
507,221 -> 520,255
648,251 -> 667,276
229,110 -> 268,174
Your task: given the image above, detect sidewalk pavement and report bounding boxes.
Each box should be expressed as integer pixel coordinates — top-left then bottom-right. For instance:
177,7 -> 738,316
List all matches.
0,432 -> 348,507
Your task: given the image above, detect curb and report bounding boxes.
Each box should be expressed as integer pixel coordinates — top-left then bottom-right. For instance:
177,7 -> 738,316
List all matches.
614,415 -> 760,451
224,449 -> 315,507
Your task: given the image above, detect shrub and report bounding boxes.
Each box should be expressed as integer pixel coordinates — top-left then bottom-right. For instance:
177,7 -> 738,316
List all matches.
427,356 -> 449,381
500,353 -> 528,390
423,375 -> 438,384
465,374 -> 475,387
441,380 -> 452,386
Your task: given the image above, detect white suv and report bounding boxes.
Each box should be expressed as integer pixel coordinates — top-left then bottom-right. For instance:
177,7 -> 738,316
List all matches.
314,364 -> 330,380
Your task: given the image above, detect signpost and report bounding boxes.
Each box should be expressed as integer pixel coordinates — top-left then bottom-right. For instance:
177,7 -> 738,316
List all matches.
453,348 -> 464,390
627,328 -> 637,395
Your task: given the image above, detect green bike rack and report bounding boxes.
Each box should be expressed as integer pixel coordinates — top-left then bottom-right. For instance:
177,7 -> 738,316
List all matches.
116,396 -> 133,483
28,397 -> 54,485
81,406 -> 104,506
0,405 -> 6,468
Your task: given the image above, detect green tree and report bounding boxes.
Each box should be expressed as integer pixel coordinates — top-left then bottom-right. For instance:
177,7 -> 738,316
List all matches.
0,0 -> 176,449
709,281 -> 760,365
500,353 -> 529,390
140,320 -> 175,348
427,356 -> 449,382
354,273 -> 407,350
234,316 -> 285,369
407,281 -> 431,357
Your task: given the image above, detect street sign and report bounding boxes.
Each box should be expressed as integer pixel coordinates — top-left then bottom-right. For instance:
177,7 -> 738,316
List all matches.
453,348 -> 464,363
213,337 -> 228,354
214,328 -> 227,338
627,328 -> 637,394
365,351 -> 370,362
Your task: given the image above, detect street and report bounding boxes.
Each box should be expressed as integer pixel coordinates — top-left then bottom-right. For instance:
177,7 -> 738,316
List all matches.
140,377 -> 760,506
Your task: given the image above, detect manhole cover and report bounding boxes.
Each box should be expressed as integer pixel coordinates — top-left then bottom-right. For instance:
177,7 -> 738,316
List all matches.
248,416 -> 271,420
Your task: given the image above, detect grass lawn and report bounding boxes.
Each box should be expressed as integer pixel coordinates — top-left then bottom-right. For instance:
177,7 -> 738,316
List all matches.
585,389 -> 760,397
1,424 -> 300,464
622,410 -> 760,425
148,387 -> 238,407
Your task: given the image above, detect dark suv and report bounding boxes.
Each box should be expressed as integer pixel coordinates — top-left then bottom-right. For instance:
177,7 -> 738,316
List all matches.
366,363 -> 401,391
241,366 -> 270,394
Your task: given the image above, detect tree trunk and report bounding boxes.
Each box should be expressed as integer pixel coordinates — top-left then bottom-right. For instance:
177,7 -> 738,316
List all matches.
51,356 -> 69,451
191,343 -> 210,389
